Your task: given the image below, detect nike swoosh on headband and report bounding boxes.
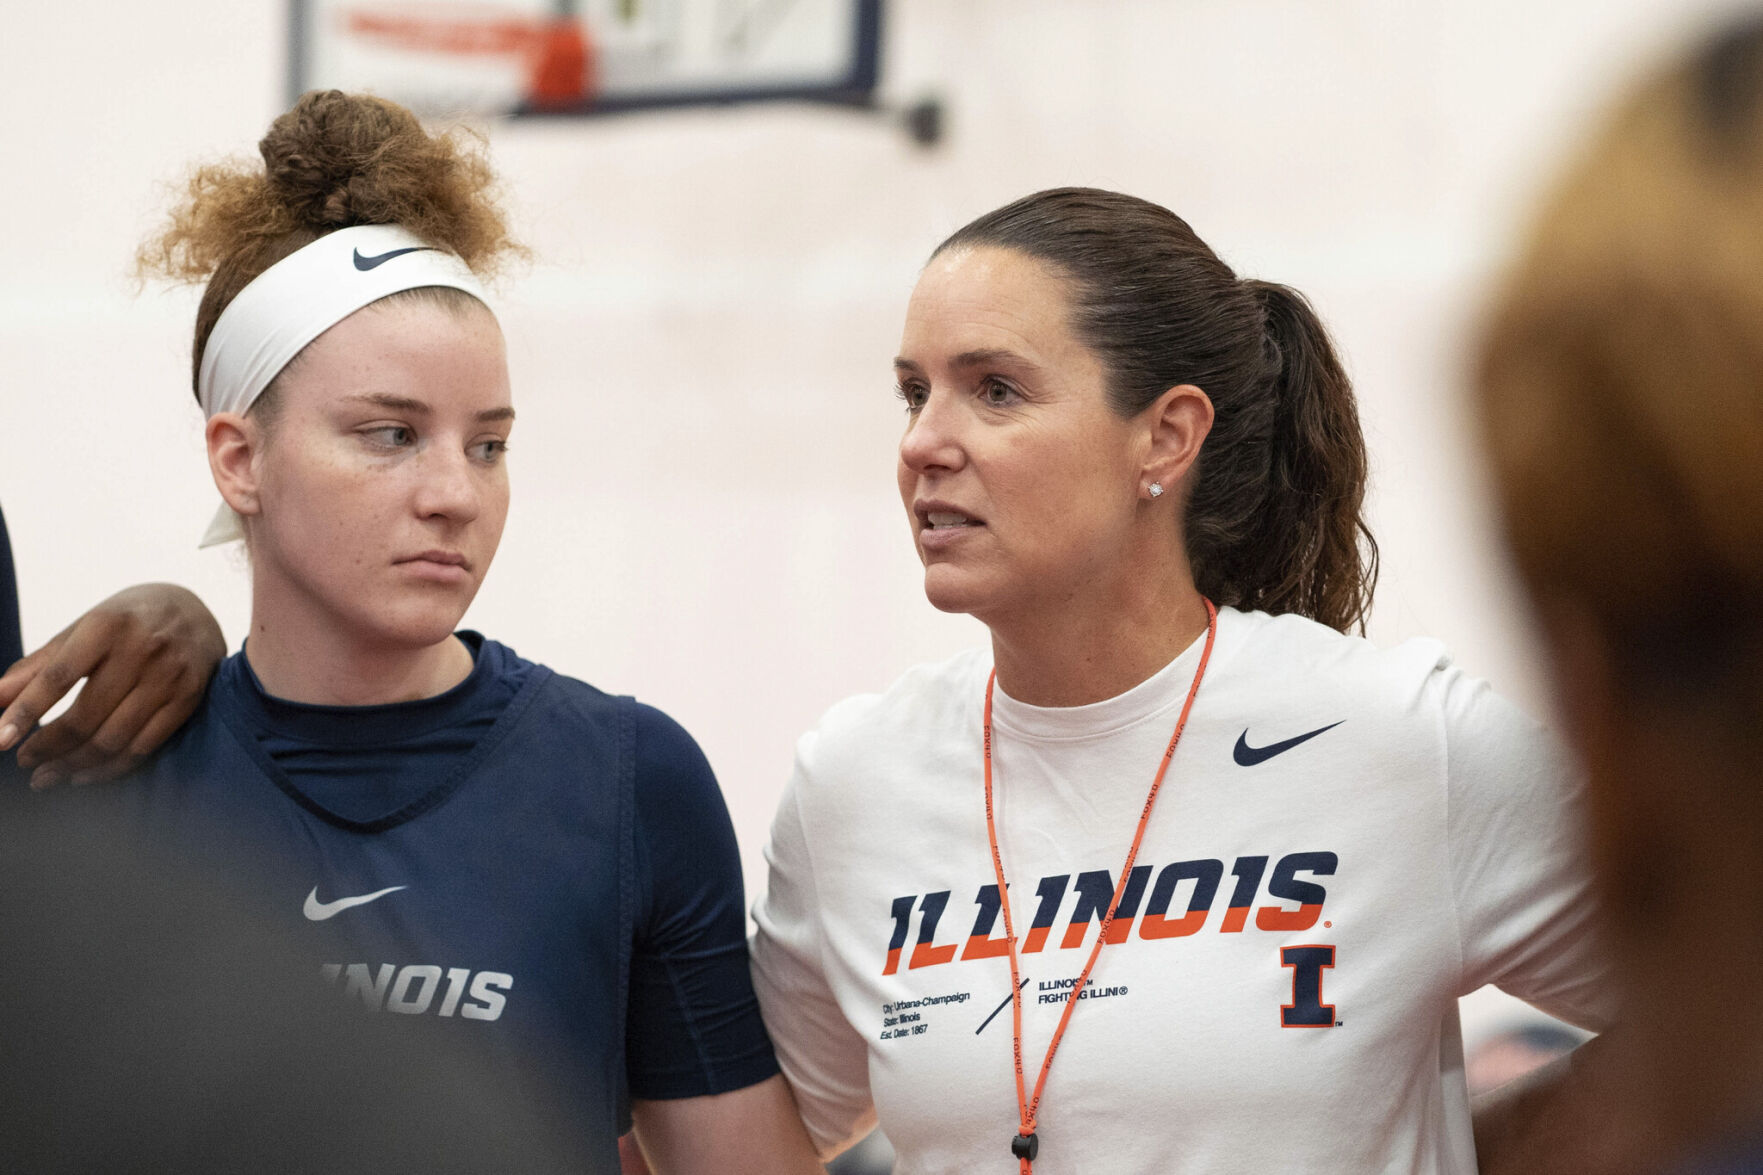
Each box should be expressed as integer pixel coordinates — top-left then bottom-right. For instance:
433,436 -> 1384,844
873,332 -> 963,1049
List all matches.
1233,721 -> 1344,767
303,884 -> 407,921
353,245 -> 434,271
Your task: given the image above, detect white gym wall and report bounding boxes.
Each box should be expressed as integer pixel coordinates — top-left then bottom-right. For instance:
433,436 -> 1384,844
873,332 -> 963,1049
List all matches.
2,0 -> 1750,1049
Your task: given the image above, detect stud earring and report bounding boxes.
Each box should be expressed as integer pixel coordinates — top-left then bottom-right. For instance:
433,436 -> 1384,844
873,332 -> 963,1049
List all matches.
1147,483 -> 1164,498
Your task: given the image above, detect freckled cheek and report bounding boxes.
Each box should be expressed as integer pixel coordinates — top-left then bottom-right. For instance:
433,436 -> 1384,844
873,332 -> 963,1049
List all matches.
294,466 -> 405,573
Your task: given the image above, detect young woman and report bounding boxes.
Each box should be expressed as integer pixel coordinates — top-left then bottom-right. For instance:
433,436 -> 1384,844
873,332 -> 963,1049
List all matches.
748,189 -> 1612,1174
1476,15 -> 1763,1171
12,89 -> 819,1175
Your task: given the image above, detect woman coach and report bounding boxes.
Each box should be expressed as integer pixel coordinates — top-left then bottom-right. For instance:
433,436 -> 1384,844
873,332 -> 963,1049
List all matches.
748,188 -> 1614,1174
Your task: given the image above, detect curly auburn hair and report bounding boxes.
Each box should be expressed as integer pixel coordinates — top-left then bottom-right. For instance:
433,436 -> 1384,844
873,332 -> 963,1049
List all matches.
138,89 -> 523,400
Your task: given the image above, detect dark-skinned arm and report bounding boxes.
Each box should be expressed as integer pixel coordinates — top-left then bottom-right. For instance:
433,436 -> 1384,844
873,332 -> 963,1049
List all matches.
0,583 -> 224,788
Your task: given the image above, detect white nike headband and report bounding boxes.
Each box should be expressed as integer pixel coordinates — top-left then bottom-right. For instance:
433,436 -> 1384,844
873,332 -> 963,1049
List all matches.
196,223 -> 491,548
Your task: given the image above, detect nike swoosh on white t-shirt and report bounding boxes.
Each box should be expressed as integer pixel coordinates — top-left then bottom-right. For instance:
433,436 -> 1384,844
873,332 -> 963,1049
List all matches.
303,885 -> 407,921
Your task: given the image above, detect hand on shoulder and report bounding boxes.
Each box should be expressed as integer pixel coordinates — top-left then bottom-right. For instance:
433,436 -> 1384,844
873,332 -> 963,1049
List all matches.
0,583 -> 223,788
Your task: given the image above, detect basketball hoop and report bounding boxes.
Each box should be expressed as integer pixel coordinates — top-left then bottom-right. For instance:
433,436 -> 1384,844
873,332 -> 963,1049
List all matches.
297,1 -> 904,134
342,5 -> 595,113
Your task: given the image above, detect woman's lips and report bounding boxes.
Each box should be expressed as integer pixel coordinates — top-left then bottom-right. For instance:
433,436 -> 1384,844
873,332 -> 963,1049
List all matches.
916,506 -> 985,552
396,551 -> 471,582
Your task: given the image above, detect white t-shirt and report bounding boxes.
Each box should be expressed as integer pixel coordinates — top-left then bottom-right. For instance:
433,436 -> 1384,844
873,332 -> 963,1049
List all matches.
750,607 -> 1610,1175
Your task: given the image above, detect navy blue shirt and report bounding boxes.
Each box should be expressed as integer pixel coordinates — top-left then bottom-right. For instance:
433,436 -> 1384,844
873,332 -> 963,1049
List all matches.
0,504 -> 20,784
0,504 -> 19,671
231,633 -> 534,825
92,634 -> 777,1168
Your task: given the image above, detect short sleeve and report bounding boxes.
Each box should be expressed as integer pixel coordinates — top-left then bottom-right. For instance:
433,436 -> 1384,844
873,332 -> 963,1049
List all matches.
1443,671 -> 1614,1029
624,704 -> 779,1100
749,737 -> 878,1158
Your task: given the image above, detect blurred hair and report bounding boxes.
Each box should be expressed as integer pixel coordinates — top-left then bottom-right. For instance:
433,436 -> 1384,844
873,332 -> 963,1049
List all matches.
138,89 -> 524,411
935,188 -> 1378,633
1474,17 -> 1763,728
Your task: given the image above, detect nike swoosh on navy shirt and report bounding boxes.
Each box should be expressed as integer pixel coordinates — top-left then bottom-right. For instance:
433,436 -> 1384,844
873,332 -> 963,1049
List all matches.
352,246 -> 433,271
1233,721 -> 1344,767
303,885 -> 407,921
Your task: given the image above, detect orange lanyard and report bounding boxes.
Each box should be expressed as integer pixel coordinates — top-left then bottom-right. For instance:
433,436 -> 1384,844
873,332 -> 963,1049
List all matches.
982,598 -> 1218,1173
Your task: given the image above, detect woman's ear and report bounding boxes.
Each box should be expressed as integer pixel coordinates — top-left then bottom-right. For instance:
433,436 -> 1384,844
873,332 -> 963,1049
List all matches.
1141,383 -> 1215,498
206,412 -> 262,520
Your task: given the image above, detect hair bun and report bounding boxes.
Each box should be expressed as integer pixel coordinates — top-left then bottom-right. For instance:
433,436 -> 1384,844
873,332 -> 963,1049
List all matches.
140,88 -> 522,394
260,90 -> 428,229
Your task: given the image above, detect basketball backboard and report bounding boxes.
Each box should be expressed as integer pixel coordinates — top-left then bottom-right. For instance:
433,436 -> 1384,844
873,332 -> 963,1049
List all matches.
289,0 -> 883,119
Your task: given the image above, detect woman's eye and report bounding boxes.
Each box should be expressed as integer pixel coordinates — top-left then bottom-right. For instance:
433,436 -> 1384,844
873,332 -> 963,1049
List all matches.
895,382 -> 928,412
471,439 -> 509,463
981,378 -> 1018,406
363,425 -> 414,448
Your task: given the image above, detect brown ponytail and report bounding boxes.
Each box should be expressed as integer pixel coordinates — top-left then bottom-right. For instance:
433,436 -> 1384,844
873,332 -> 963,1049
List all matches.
138,89 -> 523,400
933,188 -> 1377,632
1228,280 -> 1377,631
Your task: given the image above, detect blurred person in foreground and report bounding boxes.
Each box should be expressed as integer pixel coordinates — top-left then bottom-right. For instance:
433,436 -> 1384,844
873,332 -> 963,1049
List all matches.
0,784 -> 584,1174
1476,14 -> 1763,1173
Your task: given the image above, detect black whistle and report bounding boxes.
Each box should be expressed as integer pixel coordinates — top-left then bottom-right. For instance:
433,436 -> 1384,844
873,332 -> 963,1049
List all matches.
1011,1132 -> 1039,1161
